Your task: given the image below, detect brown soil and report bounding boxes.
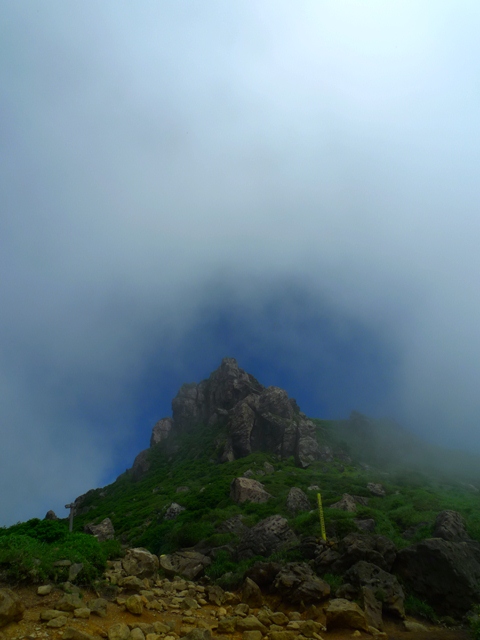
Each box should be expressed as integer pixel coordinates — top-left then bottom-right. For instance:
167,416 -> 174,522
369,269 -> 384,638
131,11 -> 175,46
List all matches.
0,585 -> 471,640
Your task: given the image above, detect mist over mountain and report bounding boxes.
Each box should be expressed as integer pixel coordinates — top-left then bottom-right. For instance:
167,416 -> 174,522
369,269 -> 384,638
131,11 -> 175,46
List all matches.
2,1 -> 480,526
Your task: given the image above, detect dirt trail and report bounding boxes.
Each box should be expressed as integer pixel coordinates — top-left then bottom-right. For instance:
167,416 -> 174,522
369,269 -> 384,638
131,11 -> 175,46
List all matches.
0,585 -> 470,640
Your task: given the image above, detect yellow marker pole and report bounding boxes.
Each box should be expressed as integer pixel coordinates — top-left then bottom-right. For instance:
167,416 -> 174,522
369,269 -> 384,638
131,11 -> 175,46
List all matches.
317,493 -> 326,541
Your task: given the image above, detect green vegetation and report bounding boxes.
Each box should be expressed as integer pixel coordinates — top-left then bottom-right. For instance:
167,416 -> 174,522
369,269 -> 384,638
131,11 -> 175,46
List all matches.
0,518 -> 122,585
4,413 -> 480,589
404,594 -> 439,623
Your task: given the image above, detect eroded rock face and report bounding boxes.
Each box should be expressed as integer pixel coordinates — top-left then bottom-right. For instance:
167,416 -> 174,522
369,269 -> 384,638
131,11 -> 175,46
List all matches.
44,510 -> 58,520
84,518 -> 115,542
230,477 -> 272,504
159,550 -> 211,580
130,449 -> 150,482
367,483 -> 385,497
237,515 -> 298,560
150,418 -> 174,446
394,538 -> 480,615
0,589 -> 25,628
273,563 -> 330,604
164,502 -> 185,520
344,561 -> 405,618
146,358 -> 322,468
433,510 -> 470,542
330,494 -> 357,512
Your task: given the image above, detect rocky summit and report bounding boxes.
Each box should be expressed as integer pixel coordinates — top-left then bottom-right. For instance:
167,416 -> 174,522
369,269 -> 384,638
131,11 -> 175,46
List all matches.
131,358 -> 322,479
3,358 -> 480,640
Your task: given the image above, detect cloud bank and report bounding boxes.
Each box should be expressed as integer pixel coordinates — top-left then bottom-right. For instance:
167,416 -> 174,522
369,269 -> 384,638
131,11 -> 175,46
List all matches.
1,0 -> 480,524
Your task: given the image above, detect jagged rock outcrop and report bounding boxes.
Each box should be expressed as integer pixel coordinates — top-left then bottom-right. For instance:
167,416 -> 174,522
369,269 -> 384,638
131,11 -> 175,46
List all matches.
236,515 -> 299,560
44,510 -> 58,520
273,562 -> 330,604
433,510 -> 470,541
330,494 -> 357,512
314,533 -> 396,574
150,417 -> 174,446
122,548 -> 159,578
367,483 -> 385,497
394,537 -> 480,615
344,561 -> 405,618
159,550 -> 212,580
84,518 -> 115,542
145,358 -> 322,468
326,599 -> 369,632
130,450 -> 150,482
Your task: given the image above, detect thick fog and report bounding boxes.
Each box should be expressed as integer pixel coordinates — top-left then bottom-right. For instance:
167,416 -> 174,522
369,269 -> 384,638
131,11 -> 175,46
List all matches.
1,1 -> 480,524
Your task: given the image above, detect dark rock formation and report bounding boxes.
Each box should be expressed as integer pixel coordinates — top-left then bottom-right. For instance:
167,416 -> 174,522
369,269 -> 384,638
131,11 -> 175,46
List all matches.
44,510 -> 58,520
130,449 -> 150,482
236,515 -> 298,560
433,510 -> 470,541
354,519 -> 376,533
164,502 -> 185,520
145,358 -> 322,468
273,562 -> 330,604
330,494 -> 357,512
159,550 -> 211,580
394,537 -> 480,615
344,561 -> 405,618
314,533 -> 396,574
244,561 -> 282,588
122,548 -> 159,578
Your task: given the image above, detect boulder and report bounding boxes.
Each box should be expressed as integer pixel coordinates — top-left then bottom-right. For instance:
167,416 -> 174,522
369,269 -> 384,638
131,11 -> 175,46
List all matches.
367,483 -> 386,498
88,598 -> 108,617
63,628 -> 96,640
433,510 -> 470,541
0,589 -> 24,628
330,494 -> 357,512
273,562 -> 330,604
159,550 -> 211,580
122,548 -> 159,578
286,487 -> 311,514
68,563 -> 84,582
236,515 -> 298,560
125,595 -> 143,615
44,510 -> 58,520
394,537 -> 480,615
150,417 -> 174,446
326,599 -> 369,632
217,515 -> 249,537
108,623 -> 131,640
164,502 -> 185,520
345,561 -> 405,618
335,533 -> 397,572
84,517 -> 115,542
56,593 -> 84,611
230,478 -> 272,504
242,578 -> 263,607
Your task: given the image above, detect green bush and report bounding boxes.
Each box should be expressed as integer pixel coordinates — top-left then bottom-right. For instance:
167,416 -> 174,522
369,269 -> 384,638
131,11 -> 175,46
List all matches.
405,595 -> 438,623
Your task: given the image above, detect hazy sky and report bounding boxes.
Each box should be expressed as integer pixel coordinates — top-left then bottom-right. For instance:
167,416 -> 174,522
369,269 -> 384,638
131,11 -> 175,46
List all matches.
2,1 -> 480,525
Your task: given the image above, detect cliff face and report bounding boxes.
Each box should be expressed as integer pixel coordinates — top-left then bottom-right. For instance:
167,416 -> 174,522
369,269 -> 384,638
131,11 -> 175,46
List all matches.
144,357 -> 321,470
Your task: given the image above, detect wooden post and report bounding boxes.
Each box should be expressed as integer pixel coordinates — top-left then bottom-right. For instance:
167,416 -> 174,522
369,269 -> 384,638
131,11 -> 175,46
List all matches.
65,503 -> 75,532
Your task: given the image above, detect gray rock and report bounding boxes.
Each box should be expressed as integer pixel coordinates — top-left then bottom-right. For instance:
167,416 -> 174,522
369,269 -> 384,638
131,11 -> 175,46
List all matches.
125,594 -> 143,615
47,616 -> 68,628
433,510 -> 470,541
395,537 -> 480,615
108,622 -> 131,640
345,561 -> 405,618
56,593 -> 83,612
150,417 -> 174,446
367,483 -> 386,497
63,627 -> 96,640
237,515 -> 298,560
326,599 -> 369,632
37,585 -> 52,596
242,578 -> 263,607
0,589 -> 24,628
330,494 -> 357,512
230,477 -> 272,504
130,449 -> 150,481
44,510 -> 59,520
122,548 -> 159,578
264,462 -> 275,474
164,502 -> 186,520
286,487 -> 311,514
88,598 -> 108,617
217,515 -> 248,537
40,610 -> 66,621
159,550 -> 211,580
361,586 -> 383,631
333,533 -> 397,572
273,562 -> 330,604
84,517 -> 115,542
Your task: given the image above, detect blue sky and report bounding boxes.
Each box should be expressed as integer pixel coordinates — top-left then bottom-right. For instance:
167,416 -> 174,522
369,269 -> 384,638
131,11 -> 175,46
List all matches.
2,1 -> 480,525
